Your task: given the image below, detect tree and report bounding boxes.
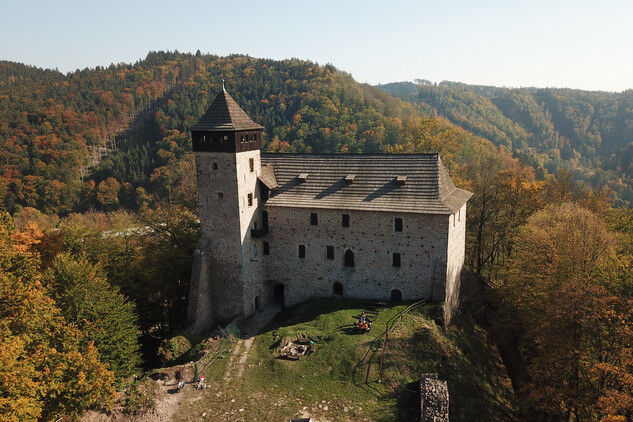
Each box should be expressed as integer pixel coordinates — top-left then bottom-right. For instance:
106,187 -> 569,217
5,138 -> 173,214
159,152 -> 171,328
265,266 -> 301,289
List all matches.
499,204 -> 633,420
96,177 -> 121,210
0,213 -> 115,421
465,147 -> 544,280
44,253 -> 142,382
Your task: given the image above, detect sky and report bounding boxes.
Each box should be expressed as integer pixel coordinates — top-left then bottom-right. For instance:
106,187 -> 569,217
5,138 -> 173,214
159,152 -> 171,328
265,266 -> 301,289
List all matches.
1,0 -> 632,92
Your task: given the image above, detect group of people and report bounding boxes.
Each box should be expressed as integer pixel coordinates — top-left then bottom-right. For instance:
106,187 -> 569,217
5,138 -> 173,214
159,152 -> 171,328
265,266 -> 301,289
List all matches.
357,311 -> 373,334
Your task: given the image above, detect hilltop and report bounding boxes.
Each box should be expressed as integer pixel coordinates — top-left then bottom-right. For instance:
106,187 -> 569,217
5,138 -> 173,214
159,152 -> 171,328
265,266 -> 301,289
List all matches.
85,299 -> 517,422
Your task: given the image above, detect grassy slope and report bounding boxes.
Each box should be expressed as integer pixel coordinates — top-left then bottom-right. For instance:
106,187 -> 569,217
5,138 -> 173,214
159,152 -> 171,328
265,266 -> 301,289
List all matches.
173,299 -> 517,421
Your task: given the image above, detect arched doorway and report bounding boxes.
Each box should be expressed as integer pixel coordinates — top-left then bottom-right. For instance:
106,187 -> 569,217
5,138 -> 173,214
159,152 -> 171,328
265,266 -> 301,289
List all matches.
333,282 -> 343,297
391,289 -> 403,303
344,249 -> 354,267
273,283 -> 285,308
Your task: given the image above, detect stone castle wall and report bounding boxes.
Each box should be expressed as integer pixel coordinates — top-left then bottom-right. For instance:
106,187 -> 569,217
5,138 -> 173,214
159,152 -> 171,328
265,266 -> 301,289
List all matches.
258,206 -> 450,308
193,150 -> 261,326
191,149 -> 467,329
443,203 -> 467,325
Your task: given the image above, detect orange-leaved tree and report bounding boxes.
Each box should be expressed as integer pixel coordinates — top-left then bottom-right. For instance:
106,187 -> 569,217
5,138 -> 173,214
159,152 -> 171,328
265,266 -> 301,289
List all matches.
0,213 -> 115,421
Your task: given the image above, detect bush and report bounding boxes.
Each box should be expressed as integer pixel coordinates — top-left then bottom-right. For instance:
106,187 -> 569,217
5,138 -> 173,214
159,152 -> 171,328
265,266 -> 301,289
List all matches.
157,335 -> 191,364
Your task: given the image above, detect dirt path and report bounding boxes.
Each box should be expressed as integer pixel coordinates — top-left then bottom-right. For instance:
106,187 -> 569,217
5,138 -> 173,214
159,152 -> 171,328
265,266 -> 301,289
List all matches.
224,305 -> 280,383
82,306 -> 280,421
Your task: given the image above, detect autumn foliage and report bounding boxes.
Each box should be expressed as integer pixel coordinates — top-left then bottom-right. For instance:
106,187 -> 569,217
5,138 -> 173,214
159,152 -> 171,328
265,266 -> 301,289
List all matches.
0,213 -> 115,421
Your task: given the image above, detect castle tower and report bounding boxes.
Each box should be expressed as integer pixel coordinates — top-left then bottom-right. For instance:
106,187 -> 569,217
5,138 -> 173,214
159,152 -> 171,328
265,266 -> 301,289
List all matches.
188,87 -> 264,331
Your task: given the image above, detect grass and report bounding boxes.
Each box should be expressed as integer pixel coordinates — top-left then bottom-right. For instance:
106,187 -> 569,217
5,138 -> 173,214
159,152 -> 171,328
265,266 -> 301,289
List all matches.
170,298 -> 517,421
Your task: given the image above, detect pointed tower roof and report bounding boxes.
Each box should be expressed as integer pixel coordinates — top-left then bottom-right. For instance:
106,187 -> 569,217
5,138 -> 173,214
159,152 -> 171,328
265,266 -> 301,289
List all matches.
192,89 -> 264,132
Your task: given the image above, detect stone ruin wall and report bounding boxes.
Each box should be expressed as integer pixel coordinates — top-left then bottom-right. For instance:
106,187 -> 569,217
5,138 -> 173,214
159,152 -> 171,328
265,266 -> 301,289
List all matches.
420,373 -> 449,421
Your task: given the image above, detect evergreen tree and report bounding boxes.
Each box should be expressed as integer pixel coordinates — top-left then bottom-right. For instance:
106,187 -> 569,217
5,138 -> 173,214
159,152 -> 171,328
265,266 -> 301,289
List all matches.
44,252 -> 142,382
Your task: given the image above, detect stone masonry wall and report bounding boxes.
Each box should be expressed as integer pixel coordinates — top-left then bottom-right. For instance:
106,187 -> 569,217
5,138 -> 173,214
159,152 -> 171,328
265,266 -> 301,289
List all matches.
443,203 -> 467,325
193,150 -> 261,326
420,373 -> 449,421
259,206 -> 450,308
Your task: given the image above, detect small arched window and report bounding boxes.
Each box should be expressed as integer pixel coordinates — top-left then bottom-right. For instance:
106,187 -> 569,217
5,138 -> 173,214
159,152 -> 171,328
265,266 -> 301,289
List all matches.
344,249 -> 354,268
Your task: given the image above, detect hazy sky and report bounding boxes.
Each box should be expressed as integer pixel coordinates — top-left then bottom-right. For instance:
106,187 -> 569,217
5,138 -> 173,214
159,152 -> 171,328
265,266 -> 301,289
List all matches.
2,0 -> 632,92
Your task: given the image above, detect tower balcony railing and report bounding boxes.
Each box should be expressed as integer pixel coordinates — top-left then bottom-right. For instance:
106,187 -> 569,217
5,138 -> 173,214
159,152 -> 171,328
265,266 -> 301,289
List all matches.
250,227 -> 269,238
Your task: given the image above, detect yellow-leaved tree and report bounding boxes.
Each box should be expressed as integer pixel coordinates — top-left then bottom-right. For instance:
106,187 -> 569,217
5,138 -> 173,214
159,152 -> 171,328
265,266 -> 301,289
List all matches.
0,213 -> 115,421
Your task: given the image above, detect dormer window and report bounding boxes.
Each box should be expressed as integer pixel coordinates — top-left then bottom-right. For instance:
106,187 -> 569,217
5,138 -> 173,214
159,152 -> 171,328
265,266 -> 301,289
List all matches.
345,174 -> 356,184
298,173 -> 309,183
396,176 -> 407,186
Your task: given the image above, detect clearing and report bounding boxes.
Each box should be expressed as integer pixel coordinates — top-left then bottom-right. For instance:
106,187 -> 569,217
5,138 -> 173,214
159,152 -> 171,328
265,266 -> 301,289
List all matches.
87,299 -> 517,421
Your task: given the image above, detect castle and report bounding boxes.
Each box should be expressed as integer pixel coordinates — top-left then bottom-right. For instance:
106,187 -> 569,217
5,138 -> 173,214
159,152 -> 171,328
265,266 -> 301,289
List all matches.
187,88 -> 472,332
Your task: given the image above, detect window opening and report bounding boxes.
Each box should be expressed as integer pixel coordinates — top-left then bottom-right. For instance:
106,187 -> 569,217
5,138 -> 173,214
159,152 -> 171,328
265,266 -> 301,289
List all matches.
249,158 -> 254,172
327,245 -> 334,260
395,217 -> 403,232
263,241 -> 270,255
213,162 -> 218,170
342,214 -> 350,227
392,253 -> 401,267
310,212 -> 318,226
344,249 -> 354,267
248,193 -> 253,206
298,244 -> 306,258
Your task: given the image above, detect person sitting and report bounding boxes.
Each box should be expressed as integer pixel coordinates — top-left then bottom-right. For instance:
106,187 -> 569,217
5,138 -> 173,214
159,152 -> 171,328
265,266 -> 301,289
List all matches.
359,311 -> 366,324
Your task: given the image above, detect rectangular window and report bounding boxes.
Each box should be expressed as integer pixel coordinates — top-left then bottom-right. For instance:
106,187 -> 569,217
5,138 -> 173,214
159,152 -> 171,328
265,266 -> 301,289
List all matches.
247,193 -> 253,206
298,244 -> 306,258
310,212 -> 318,226
249,158 -> 254,172
394,217 -> 403,232
342,214 -> 350,227
263,242 -> 270,255
326,245 -> 334,260
216,192 -> 223,199
213,162 -> 218,170
393,253 -> 401,267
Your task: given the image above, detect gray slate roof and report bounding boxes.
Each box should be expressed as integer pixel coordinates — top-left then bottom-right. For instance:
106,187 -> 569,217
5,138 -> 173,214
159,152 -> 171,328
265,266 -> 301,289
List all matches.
191,90 -> 264,132
261,154 -> 472,214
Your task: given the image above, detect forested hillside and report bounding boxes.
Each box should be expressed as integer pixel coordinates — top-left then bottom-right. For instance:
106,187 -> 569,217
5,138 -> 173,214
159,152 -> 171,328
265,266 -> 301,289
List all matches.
379,81 -> 633,206
1,52 -> 431,215
1,52 -> 633,421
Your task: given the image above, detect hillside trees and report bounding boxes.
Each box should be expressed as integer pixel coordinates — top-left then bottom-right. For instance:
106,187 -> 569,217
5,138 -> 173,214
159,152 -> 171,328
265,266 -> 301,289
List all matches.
380,82 -> 633,207
43,253 -> 142,382
56,206 -> 198,334
0,213 -> 115,421
498,204 -> 633,420
465,147 -> 544,279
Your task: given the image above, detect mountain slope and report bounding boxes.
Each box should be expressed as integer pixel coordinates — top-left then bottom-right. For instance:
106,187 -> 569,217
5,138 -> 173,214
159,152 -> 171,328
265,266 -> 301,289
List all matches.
379,81 -> 633,206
